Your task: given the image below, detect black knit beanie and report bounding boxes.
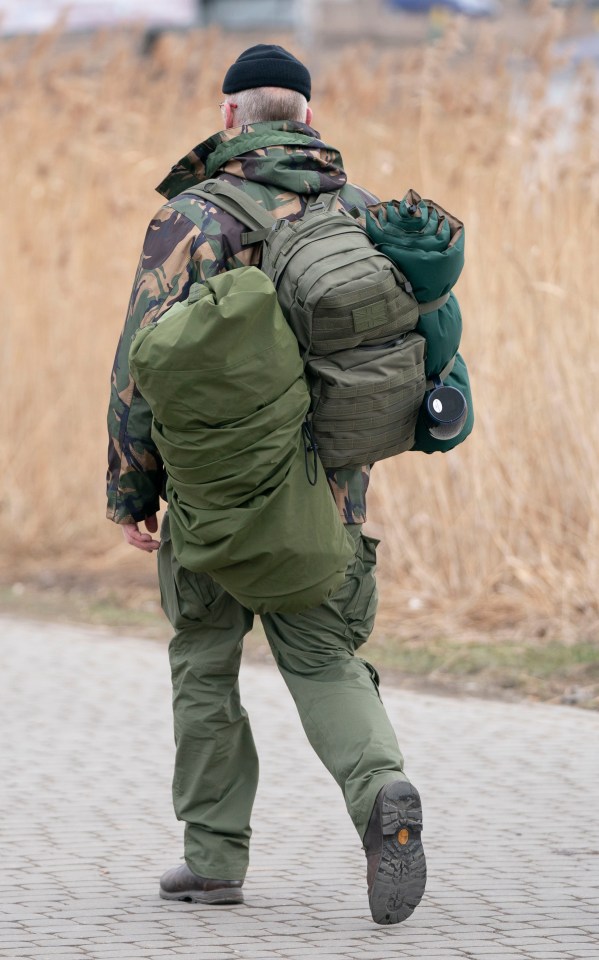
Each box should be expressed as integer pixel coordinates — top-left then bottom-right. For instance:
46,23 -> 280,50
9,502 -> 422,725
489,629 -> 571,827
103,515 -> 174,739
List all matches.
222,44 -> 311,102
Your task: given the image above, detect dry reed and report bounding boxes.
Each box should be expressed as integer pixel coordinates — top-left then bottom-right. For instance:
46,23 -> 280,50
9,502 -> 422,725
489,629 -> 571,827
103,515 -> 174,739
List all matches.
0,14 -> 597,641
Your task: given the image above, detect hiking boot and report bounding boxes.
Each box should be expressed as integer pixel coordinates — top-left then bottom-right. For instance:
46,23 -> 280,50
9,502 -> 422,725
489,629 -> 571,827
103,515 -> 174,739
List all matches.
363,780 -> 426,925
159,863 -> 244,905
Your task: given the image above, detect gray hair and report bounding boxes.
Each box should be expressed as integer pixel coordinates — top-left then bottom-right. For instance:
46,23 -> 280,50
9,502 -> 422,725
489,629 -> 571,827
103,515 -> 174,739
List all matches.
226,86 -> 308,125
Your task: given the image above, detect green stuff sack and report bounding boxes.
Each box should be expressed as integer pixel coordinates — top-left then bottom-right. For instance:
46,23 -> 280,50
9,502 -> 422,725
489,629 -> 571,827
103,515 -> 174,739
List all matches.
129,266 -> 354,613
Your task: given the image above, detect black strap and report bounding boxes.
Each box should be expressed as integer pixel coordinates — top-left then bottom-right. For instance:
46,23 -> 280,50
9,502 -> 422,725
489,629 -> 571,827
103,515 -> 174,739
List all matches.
302,417 -> 319,486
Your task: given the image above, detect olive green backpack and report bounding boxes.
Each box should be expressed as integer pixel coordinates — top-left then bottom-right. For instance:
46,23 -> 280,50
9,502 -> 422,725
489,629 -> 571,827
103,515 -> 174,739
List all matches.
175,179 -> 447,469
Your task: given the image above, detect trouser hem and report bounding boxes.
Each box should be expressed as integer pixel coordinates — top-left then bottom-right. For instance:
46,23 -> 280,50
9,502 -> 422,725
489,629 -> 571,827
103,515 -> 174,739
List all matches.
184,852 -> 248,883
355,771 -> 411,842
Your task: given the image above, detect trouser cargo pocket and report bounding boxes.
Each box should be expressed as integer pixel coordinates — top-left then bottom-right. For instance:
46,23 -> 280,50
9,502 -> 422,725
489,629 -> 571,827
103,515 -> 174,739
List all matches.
158,512 -> 220,630
331,528 -> 380,650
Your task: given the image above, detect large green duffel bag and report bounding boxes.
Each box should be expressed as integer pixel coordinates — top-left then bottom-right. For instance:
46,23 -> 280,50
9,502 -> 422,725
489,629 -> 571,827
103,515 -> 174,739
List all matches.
129,266 -> 354,614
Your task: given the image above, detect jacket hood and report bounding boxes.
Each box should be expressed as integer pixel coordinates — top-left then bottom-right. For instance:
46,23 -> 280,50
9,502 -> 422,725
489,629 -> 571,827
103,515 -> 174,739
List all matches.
156,120 -> 347,200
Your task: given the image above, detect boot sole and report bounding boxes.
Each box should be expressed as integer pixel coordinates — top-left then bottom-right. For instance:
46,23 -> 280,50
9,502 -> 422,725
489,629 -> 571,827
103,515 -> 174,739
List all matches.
369,780 -> 427,925
159,886 -> 244,905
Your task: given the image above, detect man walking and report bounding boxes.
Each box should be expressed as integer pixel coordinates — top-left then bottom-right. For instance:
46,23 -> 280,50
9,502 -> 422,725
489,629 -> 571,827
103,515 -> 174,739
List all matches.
106,44 -> 426,925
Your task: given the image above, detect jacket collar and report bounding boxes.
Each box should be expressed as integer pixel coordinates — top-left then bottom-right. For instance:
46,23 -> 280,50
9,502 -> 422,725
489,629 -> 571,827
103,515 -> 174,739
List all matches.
156,120 -> 347,200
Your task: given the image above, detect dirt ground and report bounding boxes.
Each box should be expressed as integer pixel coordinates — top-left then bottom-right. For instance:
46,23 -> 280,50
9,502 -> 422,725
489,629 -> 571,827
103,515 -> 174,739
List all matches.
2,556 -> 597,711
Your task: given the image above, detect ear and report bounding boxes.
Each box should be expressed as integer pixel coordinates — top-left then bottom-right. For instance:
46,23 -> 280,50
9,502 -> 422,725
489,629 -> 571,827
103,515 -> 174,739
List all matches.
305,106 -> 313,127
224,102 -> 237,129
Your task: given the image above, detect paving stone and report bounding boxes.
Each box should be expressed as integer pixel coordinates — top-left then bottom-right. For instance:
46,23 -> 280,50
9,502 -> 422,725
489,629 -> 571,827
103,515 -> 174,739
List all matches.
1,614 -> 598,960
0,942 -> 36,950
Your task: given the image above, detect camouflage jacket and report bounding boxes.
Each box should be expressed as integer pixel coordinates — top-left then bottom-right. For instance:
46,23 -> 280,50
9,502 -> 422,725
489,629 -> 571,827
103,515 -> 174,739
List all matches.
106,120 -> 376,526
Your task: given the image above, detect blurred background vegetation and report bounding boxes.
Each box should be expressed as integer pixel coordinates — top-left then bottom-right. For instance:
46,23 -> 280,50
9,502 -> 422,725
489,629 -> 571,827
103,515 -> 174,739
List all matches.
0,0 -> 597,705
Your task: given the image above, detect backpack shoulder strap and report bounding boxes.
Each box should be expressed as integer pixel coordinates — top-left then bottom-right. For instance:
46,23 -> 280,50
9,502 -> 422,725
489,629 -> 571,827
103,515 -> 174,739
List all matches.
176,179 -> 276,245
302,190 -> 340,218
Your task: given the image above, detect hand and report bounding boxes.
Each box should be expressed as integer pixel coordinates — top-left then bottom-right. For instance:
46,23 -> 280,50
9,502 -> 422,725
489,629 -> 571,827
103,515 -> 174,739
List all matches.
121,514 -> 160,552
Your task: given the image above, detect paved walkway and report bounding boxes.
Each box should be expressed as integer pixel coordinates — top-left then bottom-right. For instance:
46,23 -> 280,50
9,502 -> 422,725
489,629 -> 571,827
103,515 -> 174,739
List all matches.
0,615 -> 598,960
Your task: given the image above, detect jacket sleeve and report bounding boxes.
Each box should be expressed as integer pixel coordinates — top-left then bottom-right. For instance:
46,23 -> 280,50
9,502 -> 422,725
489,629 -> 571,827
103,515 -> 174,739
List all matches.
106,205 -> 202,524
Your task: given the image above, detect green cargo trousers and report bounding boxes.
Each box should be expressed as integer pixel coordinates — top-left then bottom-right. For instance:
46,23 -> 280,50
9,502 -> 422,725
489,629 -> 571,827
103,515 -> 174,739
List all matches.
157,512 -> 407,881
